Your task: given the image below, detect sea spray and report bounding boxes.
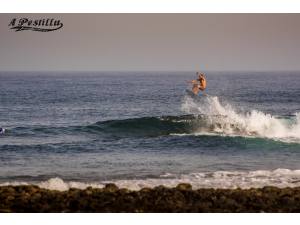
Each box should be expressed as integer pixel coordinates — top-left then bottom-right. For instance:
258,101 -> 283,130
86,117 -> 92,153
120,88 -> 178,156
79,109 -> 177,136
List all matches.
181,94 -> 300,142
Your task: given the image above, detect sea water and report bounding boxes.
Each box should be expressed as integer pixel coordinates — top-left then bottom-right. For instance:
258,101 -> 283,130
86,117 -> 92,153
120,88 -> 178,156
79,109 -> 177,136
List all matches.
0,71 -> 300,191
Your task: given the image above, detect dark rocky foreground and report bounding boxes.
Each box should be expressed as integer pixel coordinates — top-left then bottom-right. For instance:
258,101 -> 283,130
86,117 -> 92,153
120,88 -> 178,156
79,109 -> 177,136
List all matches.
1,183 -> 300,212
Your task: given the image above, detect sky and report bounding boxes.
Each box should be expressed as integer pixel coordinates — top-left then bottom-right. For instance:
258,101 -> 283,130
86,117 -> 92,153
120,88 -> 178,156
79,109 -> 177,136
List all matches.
0,14 -> 300,71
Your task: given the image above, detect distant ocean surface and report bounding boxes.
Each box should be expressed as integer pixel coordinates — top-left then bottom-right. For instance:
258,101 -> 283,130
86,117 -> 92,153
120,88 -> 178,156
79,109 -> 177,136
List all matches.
1,71 -> 300,191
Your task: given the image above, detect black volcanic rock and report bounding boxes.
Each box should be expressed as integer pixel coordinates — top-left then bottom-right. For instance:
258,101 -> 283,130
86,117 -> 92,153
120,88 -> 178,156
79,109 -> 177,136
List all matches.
1,184 -> 300,212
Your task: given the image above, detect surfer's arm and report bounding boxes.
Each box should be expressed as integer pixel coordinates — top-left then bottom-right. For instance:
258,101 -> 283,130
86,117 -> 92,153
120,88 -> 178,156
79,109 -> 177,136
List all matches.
187,80 -> 197,84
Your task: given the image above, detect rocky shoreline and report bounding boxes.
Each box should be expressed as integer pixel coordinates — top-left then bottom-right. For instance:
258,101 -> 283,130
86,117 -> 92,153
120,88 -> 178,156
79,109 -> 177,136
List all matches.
1,183 -> 300,212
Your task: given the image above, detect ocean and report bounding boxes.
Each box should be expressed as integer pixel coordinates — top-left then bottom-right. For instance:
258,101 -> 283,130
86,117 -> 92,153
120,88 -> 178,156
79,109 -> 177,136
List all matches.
0,71 -> 300,191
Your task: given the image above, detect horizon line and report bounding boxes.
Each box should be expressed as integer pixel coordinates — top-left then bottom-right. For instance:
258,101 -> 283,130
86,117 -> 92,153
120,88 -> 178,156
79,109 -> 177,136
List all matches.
1,69 -> 300,73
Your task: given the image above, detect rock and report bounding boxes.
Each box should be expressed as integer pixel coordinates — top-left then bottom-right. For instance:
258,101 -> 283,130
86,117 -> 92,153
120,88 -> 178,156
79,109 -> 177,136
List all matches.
84,186 -> 93,195
104,183 -> 119,192
176,183 -> 192,191
2,186 -> 15,195
1,184 -> 300,212
154,185 -> 167,191
6,195 -> 15,201
119,188 -> 130,194
0,208 -> 12,213
140,187 -> 152,193
262,186 -> 279,193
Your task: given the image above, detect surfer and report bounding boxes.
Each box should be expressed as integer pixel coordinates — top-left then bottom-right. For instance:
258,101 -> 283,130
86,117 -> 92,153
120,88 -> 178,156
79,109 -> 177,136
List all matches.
188,72 -> 207,95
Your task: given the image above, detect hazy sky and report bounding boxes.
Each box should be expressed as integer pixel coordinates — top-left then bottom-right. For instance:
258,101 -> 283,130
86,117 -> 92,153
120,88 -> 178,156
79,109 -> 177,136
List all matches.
1,14 -> 300,71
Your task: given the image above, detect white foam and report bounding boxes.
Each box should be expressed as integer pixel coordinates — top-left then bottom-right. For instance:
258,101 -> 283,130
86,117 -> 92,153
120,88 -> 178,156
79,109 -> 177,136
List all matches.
181,95 -> 300,143
0,178 -> 105,191
39,178 -> 104,191
2,169 -> 300,191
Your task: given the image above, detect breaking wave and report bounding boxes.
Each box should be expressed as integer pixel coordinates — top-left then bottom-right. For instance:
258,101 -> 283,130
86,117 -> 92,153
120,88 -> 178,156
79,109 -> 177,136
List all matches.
181,94 -> 300,143
5,94 -> 300,143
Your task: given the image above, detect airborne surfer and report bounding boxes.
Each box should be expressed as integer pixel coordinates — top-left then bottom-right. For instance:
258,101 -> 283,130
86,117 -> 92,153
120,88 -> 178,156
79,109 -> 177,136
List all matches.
188,72 -> 207,95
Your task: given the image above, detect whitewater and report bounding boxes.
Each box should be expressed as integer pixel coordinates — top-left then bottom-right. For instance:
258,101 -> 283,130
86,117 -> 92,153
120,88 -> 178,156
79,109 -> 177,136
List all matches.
2,169 -> 300,191
181,94 -> 300,143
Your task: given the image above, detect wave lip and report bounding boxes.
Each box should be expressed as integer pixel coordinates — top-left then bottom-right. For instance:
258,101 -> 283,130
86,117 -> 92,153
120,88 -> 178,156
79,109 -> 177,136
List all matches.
2,169 -> 300,191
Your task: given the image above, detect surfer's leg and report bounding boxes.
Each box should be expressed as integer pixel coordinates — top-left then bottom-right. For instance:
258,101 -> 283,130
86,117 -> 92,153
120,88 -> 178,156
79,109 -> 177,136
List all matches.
192,85 -> 199,95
